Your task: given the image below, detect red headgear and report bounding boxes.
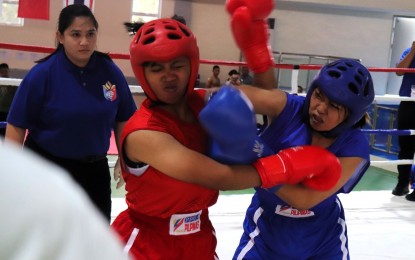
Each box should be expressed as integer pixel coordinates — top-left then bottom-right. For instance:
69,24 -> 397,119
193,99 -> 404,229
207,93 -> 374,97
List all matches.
129,18 -> 200,101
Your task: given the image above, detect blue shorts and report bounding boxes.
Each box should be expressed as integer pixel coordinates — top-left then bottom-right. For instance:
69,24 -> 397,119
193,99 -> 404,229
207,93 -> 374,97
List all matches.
233,192 -> 349,260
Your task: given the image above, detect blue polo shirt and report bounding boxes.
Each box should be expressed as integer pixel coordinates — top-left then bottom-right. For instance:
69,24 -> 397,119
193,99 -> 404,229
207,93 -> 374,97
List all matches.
234,93 -> 371,259
8,48 -> 136,159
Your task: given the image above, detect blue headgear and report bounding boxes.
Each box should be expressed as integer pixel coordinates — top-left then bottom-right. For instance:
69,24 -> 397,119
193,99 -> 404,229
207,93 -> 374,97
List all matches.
303,59 -> 374,138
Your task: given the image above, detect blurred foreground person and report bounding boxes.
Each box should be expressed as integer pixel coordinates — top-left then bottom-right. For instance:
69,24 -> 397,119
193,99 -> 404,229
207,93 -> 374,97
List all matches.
0,142 -> 131,260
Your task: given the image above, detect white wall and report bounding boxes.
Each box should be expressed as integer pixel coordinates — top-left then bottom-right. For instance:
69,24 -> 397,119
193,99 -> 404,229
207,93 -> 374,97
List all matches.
271,7 -> 393,94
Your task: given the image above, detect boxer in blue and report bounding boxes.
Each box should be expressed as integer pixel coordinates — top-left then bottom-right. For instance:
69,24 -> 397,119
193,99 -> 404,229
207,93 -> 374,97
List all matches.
200,0 -> 375,259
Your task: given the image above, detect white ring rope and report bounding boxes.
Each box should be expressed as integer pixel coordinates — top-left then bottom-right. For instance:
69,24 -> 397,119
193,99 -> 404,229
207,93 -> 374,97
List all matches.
362,129 -> 415,135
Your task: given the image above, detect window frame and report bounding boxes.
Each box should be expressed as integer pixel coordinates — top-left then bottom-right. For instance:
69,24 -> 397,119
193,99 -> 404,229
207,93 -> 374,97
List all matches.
0,0 -> 23,26
131,0 -> 161,23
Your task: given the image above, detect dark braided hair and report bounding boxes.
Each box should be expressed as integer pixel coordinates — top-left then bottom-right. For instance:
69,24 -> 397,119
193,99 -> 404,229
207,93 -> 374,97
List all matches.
124,22 -> 145,36
124,14 -> 186,36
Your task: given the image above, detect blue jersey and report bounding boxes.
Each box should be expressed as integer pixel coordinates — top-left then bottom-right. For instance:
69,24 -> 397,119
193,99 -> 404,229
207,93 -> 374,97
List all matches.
8,49 -> 136,159
234,93 -> 370,260
398,47 -> 415,97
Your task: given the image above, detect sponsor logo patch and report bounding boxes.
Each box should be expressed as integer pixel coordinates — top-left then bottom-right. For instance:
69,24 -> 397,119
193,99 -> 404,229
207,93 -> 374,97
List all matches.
275,205 -> 315,218
169,210 -> 202,236
253,140 -> 266,157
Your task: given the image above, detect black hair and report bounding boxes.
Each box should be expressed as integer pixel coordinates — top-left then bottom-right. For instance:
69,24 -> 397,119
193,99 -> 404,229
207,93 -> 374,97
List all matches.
0,63 -> 9,69
171,14 -> 186,25
124,21 -> 145,36
228,69 -> 239,76
124,14 -> 185,36
354,113 -> 371,129
37,4 -> 111,63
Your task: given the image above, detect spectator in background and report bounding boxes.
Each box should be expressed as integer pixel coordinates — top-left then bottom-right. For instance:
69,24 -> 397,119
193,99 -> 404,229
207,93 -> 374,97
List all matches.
0,63 -> 10,78
0,63 -> 15,138
5,4 -> 137,222
392,40 -> 415,201
240,66 -> 253,85
206,65 -> 221,88
195,73 -> 201,88
226,69 -> 241,86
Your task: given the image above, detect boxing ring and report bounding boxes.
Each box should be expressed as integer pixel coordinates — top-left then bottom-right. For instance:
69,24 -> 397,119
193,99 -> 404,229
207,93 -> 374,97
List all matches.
1,43 -> 415,259
1,42 -> 414,171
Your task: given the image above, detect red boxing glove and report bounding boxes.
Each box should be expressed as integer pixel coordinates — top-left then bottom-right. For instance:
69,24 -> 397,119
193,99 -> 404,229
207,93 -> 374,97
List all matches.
253,146 -> 341,190
226,0 -> 275,73
226,0 -> 273,20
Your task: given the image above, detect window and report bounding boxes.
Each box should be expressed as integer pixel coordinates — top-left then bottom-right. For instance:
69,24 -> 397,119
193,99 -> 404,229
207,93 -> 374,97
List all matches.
0,0 -> 23,26
131,0 -> 160,23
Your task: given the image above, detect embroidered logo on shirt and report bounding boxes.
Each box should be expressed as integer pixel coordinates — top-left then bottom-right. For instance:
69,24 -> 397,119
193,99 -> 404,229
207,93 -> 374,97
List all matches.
102,81 -> 117,101
275,205 -> 315,218
169,210 -> 202,236
253,139 -> 266,157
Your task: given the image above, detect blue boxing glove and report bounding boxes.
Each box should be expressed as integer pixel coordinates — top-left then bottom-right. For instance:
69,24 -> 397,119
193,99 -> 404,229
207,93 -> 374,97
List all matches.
200,86 -> 340,193
199,86 -> 273,164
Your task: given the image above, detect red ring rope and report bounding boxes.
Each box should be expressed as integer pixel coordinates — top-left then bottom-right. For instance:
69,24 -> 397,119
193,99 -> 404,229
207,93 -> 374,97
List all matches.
1,42 -> 415,73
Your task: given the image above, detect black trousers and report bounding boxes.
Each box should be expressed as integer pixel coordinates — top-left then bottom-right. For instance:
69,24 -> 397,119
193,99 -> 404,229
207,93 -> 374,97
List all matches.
24,135 -> 112,222
397,101 -> 415,184
0,111 -> 7,136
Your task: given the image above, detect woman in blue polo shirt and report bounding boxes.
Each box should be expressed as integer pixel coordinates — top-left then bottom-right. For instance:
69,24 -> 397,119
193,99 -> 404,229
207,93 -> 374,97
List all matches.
6,4 -> 136,222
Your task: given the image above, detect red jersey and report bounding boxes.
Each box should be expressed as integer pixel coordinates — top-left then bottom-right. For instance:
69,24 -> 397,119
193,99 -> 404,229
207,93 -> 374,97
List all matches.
112,89 -> 219,259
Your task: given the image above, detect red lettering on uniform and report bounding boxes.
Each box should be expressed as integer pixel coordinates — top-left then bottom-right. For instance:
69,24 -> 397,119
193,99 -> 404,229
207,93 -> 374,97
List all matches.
185,222 -> 200,232
299,210 -> 309,215
290,209 -> 311,215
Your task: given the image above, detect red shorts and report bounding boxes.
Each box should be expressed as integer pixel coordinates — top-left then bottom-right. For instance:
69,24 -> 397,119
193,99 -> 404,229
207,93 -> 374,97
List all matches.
112,209 -> 218,260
